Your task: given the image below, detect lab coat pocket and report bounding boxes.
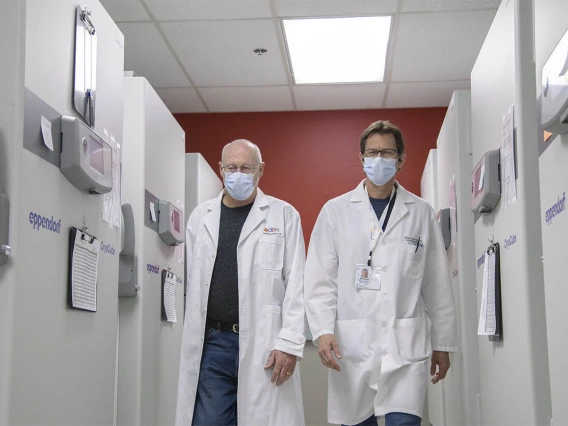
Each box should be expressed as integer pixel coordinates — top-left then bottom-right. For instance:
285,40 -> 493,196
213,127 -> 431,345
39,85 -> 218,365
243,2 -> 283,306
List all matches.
399,242 -> 426,279
335,319 -> 368,363
259,234 -> 284,270
265,305 -> 282,351
394,316 -> 431,364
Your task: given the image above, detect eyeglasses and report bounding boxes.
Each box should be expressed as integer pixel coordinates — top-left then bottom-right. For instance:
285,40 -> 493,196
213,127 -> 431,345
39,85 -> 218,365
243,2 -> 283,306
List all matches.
363,149 -> 399,159
222,164 -> 258,174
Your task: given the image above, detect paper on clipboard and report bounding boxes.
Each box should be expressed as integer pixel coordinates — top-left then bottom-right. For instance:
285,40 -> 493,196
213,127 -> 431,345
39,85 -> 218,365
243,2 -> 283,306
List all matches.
501,105 -> 517,209
71,230 -> 99,312
102,134 -> 122,229
163,272 -> 177,323
478,250 -> 497,335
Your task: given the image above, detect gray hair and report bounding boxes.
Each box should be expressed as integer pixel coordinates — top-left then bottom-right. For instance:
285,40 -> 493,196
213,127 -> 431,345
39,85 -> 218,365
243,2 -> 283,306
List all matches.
221,139 -> 263,164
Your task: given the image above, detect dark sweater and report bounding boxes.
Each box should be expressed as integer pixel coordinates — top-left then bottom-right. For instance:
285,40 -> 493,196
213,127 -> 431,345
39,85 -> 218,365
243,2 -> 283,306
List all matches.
206,200 -> 253,324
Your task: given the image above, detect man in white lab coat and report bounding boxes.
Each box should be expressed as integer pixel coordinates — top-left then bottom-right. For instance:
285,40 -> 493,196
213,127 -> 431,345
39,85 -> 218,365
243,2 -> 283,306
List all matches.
305,121 -> 457,426
175,140 -> 306,426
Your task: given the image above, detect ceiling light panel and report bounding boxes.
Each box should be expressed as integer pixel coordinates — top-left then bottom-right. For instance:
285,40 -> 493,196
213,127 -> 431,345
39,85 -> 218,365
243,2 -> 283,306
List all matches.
283,16 -> 392,85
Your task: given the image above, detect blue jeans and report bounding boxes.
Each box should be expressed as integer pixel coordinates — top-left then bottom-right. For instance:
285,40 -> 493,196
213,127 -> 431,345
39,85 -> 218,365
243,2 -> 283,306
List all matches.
343,412 -> 421,426
192,327 -> 239,426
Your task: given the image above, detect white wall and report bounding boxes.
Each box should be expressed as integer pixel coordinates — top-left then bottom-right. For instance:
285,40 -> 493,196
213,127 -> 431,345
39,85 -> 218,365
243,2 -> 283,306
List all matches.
118,77 -> 185,426
0,2 -> 26,425
470,1 -> 551,424
435,91 -> 480,426
534,1 -> 568,425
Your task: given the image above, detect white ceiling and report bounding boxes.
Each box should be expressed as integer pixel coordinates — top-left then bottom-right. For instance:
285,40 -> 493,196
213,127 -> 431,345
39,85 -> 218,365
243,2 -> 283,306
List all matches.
101,0 -> 499,113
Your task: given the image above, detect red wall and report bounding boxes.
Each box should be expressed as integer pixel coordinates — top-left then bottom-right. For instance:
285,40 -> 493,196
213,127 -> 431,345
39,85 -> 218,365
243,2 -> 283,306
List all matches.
175,108 -> 446,243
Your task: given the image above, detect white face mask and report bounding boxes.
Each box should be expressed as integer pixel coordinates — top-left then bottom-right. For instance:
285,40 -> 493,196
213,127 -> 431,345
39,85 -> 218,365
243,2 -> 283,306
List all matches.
363,156 -> 398,186
224,172 -> 255,201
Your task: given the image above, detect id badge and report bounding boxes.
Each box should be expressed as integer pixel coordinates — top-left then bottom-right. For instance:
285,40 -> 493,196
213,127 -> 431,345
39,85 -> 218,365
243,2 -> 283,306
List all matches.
354,265 -> 381,290
354,265 -> 371,288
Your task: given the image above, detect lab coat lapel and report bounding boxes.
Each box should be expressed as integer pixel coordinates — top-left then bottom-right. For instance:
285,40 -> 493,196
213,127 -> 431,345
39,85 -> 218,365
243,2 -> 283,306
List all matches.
352,180 -> 376,223
382,183 -> 412,237
203,191 -> 224,249
238,188 -> 269,246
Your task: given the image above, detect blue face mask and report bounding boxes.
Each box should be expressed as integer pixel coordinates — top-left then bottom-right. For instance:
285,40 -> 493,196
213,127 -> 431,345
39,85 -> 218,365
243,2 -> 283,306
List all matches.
224,172 -> 255,201
363,157 -> 398,186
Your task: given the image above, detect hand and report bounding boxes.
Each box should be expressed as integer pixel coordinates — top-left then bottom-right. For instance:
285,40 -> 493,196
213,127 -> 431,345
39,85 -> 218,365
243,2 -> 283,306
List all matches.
430,351 -> 451,384
317,334 -> 342,372
264,350 -> 297,386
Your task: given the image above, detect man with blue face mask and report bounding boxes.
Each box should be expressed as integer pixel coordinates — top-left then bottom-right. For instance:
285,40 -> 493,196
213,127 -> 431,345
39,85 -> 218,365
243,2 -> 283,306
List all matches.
305,121 -> 458,426
176,139 -> 306,426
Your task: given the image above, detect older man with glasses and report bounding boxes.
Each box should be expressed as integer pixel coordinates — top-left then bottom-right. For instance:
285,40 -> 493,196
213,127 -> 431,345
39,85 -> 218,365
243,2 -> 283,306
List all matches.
175,139 -> 306,426
305,121 -> 458,426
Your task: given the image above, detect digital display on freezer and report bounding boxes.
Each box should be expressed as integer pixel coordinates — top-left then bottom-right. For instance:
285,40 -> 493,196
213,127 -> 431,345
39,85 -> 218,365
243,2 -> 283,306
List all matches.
88,135 -> 105,175
173,209 -> 181,233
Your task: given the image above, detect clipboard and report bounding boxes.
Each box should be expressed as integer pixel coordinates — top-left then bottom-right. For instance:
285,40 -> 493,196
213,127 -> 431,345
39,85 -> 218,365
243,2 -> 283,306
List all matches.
488,243 -> 503,341
161,269 -> 177,323
68,226 -> 99,312
477,242 -> 503,341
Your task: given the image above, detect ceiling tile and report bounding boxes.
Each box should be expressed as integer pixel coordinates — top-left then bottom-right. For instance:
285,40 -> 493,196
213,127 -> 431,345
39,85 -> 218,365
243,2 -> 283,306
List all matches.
391,9 -> 497,82
118,23 -> 191,88
200,86 -> 293,112
293,84 -> 386,110
273,0 -> 398,17
146,0 -> 271,21
161,20 -> 289,87
385,80 -> 471,108
402,0 -> 500,12
155,88 -> 207,113
100,0 -> 150,22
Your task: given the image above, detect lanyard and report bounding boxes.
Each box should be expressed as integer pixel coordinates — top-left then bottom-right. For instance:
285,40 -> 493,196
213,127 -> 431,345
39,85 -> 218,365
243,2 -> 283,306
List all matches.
366,186 -> 397,267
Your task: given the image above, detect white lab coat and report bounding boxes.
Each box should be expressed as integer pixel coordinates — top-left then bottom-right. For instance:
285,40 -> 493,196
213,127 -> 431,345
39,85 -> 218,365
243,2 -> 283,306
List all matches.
305,180 -> 458,425
175,189 -> 306,426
